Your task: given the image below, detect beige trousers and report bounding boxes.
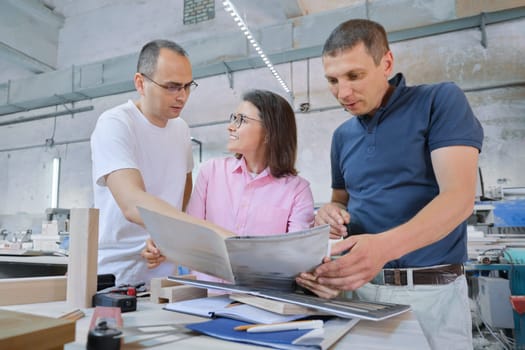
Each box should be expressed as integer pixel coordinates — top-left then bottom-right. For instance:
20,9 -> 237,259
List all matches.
354,275 -> 472,350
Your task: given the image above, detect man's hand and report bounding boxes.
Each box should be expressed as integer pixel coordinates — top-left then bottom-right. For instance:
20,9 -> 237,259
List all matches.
141,239 -> 166,269
315,203 -> 350,239
304,234 -> 389,292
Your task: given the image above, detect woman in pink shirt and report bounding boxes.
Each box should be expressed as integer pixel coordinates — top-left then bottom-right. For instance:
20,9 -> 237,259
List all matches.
143,89 -> 315,280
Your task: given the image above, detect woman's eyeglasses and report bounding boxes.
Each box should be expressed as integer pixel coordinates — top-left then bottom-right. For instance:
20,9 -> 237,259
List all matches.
229,113 -> 262,128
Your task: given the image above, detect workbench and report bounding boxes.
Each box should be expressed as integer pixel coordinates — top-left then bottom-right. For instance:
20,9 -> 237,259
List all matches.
1,299 -> 430,349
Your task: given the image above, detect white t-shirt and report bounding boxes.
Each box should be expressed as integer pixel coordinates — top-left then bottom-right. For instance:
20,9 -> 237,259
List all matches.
90,100 -> 193,285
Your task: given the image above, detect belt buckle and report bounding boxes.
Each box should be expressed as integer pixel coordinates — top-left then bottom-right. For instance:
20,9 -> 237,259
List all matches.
384,269 -> 406,286
373,269 -> 407,286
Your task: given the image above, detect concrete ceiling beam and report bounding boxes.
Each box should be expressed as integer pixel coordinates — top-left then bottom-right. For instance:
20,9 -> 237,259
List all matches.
0,4 -> 523,117
0,0 -> 63,73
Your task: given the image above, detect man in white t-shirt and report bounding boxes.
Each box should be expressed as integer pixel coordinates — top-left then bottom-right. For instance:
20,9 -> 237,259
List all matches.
90,40 -> 196,285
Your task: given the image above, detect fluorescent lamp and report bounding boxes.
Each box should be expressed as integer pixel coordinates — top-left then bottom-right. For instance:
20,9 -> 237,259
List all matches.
222,0 -> 291,94
51,157 -> 60,208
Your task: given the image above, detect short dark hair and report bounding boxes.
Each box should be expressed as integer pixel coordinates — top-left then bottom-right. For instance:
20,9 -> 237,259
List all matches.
322,19 -> 390,65
237,90 -> 298,178
137,40 -> 188,76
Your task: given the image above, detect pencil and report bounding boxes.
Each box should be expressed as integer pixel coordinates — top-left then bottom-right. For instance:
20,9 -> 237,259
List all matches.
234,319 -> 323,332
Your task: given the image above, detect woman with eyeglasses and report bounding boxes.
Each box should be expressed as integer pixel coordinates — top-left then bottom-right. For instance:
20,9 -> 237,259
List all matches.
143,89 -> 315,281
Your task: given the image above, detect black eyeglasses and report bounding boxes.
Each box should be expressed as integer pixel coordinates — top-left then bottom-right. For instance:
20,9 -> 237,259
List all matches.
229,113 -> 262,128
140,73 -> 198,93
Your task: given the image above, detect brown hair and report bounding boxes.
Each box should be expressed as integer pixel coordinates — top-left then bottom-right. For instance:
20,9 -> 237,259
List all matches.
323,19 -> 390,65
237,90 -> 298,178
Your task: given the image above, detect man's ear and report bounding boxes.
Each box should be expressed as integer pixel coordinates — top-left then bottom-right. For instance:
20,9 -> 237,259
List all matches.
134,73 -> 145,95
382,50 -> 394,77
382,50 -> 394,78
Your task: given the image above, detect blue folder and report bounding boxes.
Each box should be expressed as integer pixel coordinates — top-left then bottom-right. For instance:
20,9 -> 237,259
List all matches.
185,317 -> 314,349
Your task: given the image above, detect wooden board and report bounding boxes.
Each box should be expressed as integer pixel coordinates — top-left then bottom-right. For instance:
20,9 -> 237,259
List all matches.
0,309 -> 75,349
0,208 -> 97,307
150,275 -> 206,303
67,208 -> 99,308
0,276 -> 67,306
229,293 -> 323,315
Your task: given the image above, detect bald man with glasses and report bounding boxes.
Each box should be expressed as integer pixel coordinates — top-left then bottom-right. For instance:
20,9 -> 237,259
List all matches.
90,39 -> 196,286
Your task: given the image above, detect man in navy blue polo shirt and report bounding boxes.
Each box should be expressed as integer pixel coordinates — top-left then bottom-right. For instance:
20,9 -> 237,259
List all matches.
296,19 -> 483,349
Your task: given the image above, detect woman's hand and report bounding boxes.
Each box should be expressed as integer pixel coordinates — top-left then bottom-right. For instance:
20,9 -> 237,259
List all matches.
315,203 -> 350,239
295,266 -> 341,299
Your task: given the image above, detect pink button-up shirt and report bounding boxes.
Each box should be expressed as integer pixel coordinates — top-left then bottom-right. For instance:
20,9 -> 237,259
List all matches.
186,157 -> 315,284
186,157 -> 314,236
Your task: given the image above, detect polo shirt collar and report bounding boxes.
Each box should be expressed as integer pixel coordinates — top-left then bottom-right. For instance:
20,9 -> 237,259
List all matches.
385,73 -> 406,109
357,73 -> 406,130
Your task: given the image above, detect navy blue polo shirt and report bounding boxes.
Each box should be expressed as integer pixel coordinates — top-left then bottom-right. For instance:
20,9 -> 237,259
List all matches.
331,73 -> 483,268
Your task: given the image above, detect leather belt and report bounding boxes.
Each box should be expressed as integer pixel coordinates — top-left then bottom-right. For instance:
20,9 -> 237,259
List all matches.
372,264 -> 464,286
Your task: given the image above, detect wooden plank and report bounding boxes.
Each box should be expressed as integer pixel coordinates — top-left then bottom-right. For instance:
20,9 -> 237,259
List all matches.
0,309 -> 75,349
67,208 -> 99,308
150,276 -> 206,303
229,293 -> 323,315
0,276 -> 67,306
0,208 -> 98,307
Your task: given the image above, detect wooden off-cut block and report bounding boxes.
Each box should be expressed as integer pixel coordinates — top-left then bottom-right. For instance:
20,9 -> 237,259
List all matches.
0,276 -> 67,306
150,276 -> 206,304
67,208 -> 99,308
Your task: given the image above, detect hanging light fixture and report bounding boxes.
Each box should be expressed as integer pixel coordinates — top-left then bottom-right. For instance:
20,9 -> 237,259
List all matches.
222,0 -> 291,95
51,157 -> 60,208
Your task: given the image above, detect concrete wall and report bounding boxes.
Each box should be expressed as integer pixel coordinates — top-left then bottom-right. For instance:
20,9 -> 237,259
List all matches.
0,1 -> 524,231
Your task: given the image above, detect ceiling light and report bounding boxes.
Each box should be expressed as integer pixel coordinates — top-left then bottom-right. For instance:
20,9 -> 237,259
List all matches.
51,157 -> 61,208
222,0 -> 291,94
